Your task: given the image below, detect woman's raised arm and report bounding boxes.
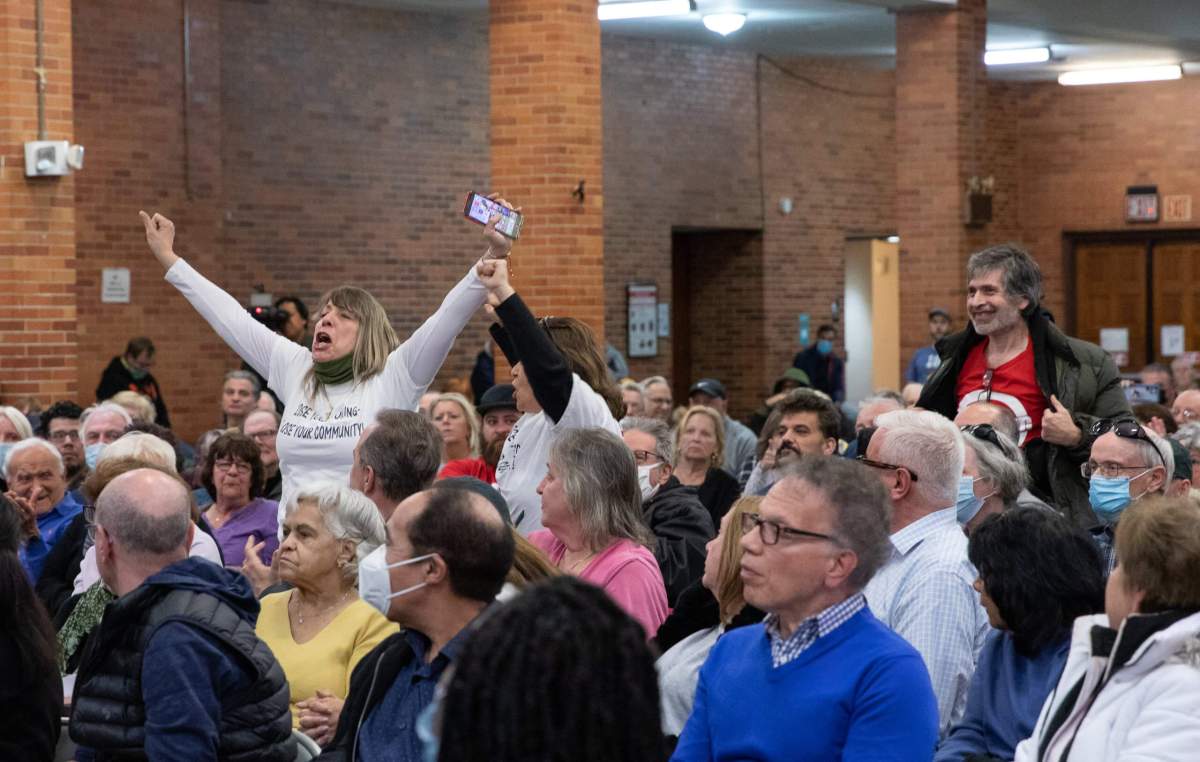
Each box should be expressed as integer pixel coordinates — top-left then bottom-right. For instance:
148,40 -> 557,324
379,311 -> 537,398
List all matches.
142,211 -> 292,379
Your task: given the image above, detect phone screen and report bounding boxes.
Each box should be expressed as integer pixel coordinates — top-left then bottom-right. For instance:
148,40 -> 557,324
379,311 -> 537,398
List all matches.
464,192 -> 522,239
1124,383 -> 1163,404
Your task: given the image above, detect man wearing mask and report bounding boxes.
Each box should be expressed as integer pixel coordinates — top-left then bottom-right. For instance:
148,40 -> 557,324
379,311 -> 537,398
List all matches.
318,487 -> 514,762
79,403 -> 132,471
1084,419 -> 1172,575
793,324 -> 845,403
906,308 -> 953,385
620,417 -> 714,606
918,244 -> 1130,526
95,337 -> 170,427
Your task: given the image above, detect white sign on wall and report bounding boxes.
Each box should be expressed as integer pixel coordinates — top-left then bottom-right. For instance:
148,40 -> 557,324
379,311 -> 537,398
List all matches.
1162,324 -> 1186,356
627,283 -> 658,358
101,268 -> 131,304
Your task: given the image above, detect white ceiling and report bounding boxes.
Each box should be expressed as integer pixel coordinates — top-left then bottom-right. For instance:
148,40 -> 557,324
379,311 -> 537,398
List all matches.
342,0 -> 1200,81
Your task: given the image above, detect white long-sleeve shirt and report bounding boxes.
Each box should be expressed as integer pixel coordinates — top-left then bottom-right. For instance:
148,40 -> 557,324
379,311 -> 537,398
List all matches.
166,259 -> 488,517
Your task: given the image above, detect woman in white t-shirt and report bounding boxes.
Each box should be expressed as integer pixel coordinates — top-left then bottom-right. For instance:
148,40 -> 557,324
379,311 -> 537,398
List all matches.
476,258 -> 624,533
139,204 -> 514,522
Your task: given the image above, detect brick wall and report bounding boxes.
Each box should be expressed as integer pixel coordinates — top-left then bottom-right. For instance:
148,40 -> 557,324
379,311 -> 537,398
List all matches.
0,0 -> 77,406
74,0 -> 491,442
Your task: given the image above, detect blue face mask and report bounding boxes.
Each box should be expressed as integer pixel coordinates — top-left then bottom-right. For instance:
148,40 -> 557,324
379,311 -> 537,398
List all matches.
956,475 -> 986,525
816,339 -> 834,355
1088,472 -> 1149,524
85,442 -> 106,469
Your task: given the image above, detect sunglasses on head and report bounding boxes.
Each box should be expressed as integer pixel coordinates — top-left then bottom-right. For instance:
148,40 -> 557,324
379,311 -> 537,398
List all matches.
1091,418 -> 1168,473
961,423 -> 1003,450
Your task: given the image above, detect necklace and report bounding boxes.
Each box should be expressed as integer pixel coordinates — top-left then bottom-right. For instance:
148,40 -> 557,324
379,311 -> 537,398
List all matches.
290,588 -> 351,626
562,550 -> 596,576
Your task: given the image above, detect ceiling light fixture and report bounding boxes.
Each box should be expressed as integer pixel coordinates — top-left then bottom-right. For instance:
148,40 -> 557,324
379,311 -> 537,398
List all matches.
1058,64 -> 1182,86
597,0 -> 692,21
984,47 -> 1050,66
702,13 -> 746,36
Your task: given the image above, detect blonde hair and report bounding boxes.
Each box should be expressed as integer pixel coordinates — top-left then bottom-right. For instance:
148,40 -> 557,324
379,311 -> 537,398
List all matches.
302,286 -> 399,398
1115,496 -> 1200,613
716,496 -> 759,624
433,393 -> 481,458
675,406 -> 726,468
0,406 -> 33,440
506,530 -> 560,589
107,391 -> 156,425
100,432 -> 177,472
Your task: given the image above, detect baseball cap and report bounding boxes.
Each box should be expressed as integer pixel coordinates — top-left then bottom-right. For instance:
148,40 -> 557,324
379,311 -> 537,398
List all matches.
688,378 -> 727,400
929,307 -> 951,320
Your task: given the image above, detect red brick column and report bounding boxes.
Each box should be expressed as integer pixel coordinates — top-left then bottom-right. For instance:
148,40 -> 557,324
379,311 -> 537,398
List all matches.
0,0 -> 78,407
895,0 -> 988,369
489,0 -> 605,343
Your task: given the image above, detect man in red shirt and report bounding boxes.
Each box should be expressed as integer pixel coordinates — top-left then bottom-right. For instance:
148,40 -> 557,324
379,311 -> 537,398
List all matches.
918,244 -> 1131,526
439,384 -> 520,484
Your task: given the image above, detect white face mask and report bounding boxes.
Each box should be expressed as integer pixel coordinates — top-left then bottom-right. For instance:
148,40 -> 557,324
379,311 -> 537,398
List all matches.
358,545 -> 435,616
637,463 -> 661,502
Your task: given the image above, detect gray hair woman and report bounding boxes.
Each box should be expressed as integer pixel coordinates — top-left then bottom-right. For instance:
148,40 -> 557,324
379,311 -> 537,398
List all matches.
959,423 -> 1030,534
1172,422 -> 1200,485
254,481 -> 398,747
530,427 -> 669,637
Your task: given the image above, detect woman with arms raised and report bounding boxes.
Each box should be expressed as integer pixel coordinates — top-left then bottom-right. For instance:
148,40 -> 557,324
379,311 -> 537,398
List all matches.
140,200 -> 515,518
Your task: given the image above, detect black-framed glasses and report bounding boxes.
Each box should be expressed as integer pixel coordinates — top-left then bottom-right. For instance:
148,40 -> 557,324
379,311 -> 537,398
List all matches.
1091,418 -> 1168,474
630,449 -> 663,466
740,512 -> 839,546
855,455 -> 920,482
962,423 -> 1003,450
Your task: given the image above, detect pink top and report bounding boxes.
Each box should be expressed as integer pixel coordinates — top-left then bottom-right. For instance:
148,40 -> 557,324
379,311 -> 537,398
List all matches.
530,530 -> 669,637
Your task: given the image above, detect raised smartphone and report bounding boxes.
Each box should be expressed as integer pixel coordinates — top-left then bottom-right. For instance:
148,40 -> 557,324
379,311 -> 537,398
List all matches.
464,192 -> 523,239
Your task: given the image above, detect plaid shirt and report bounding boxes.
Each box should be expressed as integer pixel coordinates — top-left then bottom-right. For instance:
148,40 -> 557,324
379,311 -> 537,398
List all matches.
763,593 -> 866,668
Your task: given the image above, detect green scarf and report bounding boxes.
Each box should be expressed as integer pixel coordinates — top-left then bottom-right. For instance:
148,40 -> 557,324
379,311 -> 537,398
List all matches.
313,353 -> 355,385
58,581 -> 115,675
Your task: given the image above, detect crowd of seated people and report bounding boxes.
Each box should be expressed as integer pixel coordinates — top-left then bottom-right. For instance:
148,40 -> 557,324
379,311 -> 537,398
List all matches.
11,208 -> 1200,762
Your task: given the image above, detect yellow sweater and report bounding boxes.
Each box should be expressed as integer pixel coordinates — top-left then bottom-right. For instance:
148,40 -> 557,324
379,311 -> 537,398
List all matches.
256,592 -> 398,726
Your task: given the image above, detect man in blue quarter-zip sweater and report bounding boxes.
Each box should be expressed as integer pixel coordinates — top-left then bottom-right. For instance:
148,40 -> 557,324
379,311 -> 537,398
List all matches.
671,456 -> 938,762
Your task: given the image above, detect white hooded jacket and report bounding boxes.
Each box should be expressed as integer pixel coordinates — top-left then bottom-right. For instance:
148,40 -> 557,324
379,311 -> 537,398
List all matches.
1014,610 -> 1200,762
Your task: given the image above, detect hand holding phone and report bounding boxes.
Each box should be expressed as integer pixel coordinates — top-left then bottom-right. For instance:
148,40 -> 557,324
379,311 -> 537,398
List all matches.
465,192 -> 523,240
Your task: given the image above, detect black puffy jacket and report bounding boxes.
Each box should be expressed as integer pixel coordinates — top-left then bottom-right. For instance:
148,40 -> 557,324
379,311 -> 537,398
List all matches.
644,477 -> 716,607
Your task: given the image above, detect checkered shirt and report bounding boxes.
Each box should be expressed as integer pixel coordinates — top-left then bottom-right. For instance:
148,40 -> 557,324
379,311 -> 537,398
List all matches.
763,592 -> 866,668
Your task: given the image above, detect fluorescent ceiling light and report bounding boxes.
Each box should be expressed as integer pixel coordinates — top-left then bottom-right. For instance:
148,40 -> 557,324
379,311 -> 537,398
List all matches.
703,13 -> 746,36
1059,64 -> 1182,86
984,47 -> 1050,66
597,0 -> 691,21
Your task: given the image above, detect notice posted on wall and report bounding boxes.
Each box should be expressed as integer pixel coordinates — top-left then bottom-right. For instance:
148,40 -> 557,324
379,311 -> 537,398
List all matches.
101,268 -> 131,304
1099,327 -> 1129,353
1162,325 -> 1186,356
628,283 -> 658,358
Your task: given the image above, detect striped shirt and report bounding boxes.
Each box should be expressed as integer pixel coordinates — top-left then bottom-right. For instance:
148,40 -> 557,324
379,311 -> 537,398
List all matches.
764,593 -> 866,668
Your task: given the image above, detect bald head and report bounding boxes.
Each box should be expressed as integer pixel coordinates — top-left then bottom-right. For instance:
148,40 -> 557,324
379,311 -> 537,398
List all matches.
96,468 -> 191,557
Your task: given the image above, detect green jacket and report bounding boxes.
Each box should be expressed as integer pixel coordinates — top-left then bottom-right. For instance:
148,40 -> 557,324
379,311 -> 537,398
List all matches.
917,311 -> 1131,527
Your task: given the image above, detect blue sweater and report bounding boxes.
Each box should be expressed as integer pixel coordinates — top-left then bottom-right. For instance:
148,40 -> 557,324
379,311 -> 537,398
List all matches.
671,607 -> 938,761
935,630 -> 1069,762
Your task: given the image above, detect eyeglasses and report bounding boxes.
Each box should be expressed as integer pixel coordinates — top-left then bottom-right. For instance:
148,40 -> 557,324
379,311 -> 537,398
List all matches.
1176,407 -> 1199,422
855,455 -> 920,482
630,449 -> 663,466
49,430 -> 81,443
1090,419 -> 1168,474
247,429 -> 278,442
740,512 -> 840,546
962,423 -> 1003,450
214,459 -> 253,474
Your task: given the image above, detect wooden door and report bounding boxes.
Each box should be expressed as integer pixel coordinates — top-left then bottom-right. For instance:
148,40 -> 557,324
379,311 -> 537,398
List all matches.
1074,242 -> 1148,371
1152,241 -> 1200,356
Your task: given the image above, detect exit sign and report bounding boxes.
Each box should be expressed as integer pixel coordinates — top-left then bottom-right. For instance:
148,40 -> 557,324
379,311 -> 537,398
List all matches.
1164,195 -> 1193,223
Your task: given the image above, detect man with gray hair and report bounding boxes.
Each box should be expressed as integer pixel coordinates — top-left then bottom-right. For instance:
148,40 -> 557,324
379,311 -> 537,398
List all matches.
1083,419 -> 1173,575
673,457 -> 938,760
641,376 -> 674,423
917,244 -> 1130,526
859,408 -> 989,737
221,369 -> 262,430
620,416 -> 714,605
70,468 -> 292,760
6,437 -> 82,582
